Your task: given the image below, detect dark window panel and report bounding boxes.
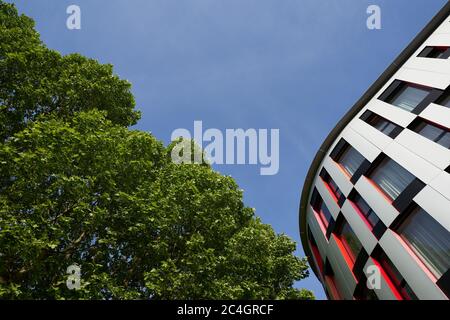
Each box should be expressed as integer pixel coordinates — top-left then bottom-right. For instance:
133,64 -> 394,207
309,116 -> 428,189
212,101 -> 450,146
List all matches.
377,251 -> 418,300
320,168 -> 346,206
311,188 -> 333,230
411,118 -> 450,149
388,83 -> 430,112
438,91 -> 450,108
369,157 -> 415,201
418,46 -> 450,59
337,220 -> 363,263
361,110 -> 403,138
337,145 -> 366,177
437,270 -> 450,298
397,207 -> 450,279
392,178 -> 426,213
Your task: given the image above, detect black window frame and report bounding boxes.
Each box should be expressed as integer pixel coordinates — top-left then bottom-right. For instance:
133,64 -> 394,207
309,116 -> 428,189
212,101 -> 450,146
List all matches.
348,190 -> 387,240
391,203 -> 450,284
408,118 -> 450,149
360,110 -> 403,138
365,154 -> 425,212
334,218 -> 364,264
418,46 -> 450,59
372,246 -> 418,300
378,80 -> 442,114
310,188 -> 335,236
329,139 -> 371,184
319,168 -> 346,207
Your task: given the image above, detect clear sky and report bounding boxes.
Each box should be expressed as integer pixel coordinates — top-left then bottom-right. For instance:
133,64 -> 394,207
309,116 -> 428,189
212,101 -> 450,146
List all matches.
8,0 -> 448,299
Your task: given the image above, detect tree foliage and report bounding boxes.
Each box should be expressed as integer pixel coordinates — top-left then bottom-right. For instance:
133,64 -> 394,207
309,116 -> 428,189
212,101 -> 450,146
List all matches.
0,2 -> 140,141
0,2 -> 314,299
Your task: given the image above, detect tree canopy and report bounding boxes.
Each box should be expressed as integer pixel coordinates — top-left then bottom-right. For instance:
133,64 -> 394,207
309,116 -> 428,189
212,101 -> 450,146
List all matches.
0,2 -> 140,141
0,1 -> 314,300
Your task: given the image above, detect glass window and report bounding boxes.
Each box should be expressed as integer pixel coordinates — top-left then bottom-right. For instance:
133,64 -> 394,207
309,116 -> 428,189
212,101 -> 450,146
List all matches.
311,190 -> 333,229
338,220 -> 363,263
308,227 -> 324,273
321,170 -> 344,202
387,83 -> 430,112
414,120 -> 450,149
324,261 -> 342,300
369,158 -> 415,200
439,92 -> 450,108
328,178 -> 343,200
365,113 -> 399,137
318,201 -> 333,229
378,251 -> 417,300
419,46 -> 449,59
353,193 -> 380,228
337,145 -> 365,176
397,207 -> 450,279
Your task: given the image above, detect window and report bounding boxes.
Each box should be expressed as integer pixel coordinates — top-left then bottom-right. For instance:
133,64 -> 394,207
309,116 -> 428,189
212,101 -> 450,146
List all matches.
377,251 -> 417,300
369,158 -> 415,200
360,111 -> 402,138
324,261 -> 342,300
382,82 -> 431,112
437,91 -> 450,108
311,189 -> 333,229
337,220 -> 363,263
397,207 -> 450,279
308,227 -> 324,273
418,46 -> 450,59
337,145 -> 365,177
353,193 -> 381,228
411,119 -> 450,149
327,178 -> 343,200
320,169 -> 345,205
317,200 -> 333,229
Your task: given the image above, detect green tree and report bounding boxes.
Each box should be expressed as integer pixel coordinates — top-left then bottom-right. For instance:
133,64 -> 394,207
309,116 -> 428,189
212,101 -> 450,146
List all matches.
0,2 -> 140,141
0,2 -> 314,299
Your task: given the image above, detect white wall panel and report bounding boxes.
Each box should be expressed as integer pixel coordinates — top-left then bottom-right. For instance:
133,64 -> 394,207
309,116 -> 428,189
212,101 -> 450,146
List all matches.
396,68 -> 449,90
420,103 -> 450,129
349,119 -> 393,152
354,177 -> 399,227
341,127 -> 381,162
414,186 -> 450,232
429,171 -> 450,201
395,129 -> 450,170
366,99 -> 417,127
384,141 -> 442,184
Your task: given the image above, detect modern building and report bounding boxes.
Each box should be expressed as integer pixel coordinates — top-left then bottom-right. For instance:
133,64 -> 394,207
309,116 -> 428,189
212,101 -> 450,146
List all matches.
299,3 -> 450,300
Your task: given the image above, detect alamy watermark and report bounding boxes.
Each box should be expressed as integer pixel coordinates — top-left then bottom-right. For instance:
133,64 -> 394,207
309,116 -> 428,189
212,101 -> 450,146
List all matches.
64,5 -> 381,31
170,121 -> 279,176
66,5 -> 81,30
365,264 -> 381,291
367,5 -> 382,30
66,264 -> 81,290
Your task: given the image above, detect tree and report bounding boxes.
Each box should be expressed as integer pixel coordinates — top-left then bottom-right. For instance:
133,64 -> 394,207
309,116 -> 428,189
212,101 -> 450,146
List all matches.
0,2 -> 314,299
0,2 -> 140,141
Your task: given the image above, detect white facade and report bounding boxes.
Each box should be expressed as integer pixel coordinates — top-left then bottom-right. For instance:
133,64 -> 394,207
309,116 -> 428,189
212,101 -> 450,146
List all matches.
300,6 -> 450,300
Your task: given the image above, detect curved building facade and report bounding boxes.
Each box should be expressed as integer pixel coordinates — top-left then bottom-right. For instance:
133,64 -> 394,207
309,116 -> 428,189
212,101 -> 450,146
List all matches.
299,3 -> 450,300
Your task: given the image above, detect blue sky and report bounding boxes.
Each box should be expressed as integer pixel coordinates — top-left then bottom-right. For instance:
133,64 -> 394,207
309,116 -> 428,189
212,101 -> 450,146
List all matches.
8,0 -> 448,299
